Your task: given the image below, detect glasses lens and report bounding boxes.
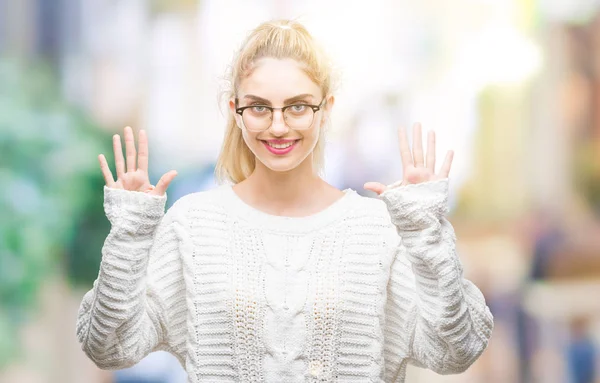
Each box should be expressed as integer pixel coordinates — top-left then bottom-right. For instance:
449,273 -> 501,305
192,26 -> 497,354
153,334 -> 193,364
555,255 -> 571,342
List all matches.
284,105 -> 315,130
240,105 -> 316,131
242,106 -> 272,132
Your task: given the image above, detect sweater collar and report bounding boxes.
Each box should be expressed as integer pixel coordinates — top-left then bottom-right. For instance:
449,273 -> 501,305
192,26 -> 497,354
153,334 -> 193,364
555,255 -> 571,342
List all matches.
218,184 -> 359,234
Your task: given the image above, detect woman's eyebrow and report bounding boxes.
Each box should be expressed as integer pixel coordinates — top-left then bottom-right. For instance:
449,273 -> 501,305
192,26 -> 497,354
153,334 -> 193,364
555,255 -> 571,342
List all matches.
242,93 -> 315,105
284,94 -> 315,104
243,95 -> 271,105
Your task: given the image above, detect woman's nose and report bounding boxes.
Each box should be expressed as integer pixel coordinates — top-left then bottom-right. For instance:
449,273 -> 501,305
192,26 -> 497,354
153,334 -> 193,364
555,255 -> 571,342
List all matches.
269,110 -> 289,134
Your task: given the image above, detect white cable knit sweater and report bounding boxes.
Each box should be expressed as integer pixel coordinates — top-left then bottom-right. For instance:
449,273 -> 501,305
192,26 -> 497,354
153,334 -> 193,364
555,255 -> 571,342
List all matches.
76,178 -> 493,382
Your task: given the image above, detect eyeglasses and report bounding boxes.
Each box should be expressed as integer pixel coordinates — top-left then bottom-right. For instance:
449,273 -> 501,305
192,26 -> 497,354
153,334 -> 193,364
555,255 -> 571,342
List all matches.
235,98 -> 326,132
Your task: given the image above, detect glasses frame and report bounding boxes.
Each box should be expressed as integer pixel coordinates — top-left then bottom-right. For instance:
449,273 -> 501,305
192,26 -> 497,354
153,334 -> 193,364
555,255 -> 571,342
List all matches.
235,97 -> 326,132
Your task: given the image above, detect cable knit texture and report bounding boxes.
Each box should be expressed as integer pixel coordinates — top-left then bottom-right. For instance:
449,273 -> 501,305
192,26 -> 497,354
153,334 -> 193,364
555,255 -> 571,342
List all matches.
76,179 -> 493,382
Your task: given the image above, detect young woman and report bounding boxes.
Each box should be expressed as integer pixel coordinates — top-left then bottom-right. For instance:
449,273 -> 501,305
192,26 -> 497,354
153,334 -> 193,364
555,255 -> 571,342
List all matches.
77,19 -> 493,382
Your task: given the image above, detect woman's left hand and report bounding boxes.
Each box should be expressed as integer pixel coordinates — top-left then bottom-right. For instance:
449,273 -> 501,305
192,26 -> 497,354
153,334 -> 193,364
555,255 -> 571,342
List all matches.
364,123 -> 454,195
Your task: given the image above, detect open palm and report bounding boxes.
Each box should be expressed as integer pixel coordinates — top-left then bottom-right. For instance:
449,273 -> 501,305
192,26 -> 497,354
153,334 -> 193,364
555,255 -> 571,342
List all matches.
98,126 -> 177,197
364,123 -> 453,195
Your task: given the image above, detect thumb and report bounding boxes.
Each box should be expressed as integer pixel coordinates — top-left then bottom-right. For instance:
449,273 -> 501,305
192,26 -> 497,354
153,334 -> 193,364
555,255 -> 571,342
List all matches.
363,182 -> 387,196
153,170 -> 178,196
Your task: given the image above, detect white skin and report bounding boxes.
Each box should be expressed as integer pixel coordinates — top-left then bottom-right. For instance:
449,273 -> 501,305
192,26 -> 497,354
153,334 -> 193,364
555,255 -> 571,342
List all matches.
363,123 -> 454,194
98,126 -> 177,196
229,57 -> 343,217
98,60 -> 453,211
229,57 -> 454,217
96,58 -> 335,209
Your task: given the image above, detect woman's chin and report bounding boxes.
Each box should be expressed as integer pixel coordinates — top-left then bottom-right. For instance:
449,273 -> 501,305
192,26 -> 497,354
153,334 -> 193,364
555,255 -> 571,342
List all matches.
255,152 -> 309,173
258,158 -> 301,173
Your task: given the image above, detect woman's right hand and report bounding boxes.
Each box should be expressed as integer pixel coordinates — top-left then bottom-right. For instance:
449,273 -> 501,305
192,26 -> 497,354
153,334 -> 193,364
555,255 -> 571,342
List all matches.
99,126 -> 177,197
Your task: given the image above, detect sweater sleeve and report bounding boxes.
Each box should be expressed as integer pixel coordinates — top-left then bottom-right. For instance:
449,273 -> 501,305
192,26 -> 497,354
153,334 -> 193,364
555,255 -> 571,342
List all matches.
380,178 -> 493,378
76,186 -> 187,369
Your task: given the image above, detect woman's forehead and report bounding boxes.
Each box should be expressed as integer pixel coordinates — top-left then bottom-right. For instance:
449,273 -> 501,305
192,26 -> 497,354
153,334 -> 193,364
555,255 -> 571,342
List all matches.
238,58 -> 321,101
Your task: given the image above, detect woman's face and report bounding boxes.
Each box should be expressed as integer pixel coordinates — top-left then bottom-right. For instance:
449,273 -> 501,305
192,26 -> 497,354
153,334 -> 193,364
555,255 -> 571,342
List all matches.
230,57 -> 332,174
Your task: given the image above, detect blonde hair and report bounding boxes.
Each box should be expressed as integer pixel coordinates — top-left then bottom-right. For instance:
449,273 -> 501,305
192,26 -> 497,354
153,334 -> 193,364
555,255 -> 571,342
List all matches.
215,19 -> 336,184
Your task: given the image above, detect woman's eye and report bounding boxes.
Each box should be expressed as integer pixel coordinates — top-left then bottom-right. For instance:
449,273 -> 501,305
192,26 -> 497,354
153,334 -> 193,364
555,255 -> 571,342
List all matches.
251,106 -> 267,113
291,105 -> 306,112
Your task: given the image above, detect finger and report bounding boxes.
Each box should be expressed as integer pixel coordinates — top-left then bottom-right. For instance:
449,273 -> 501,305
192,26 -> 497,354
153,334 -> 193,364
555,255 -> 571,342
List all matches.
398,126 -> 413,169
98,154 -> 115,186
412,123 -> 424,167
426,130 -> 436,173
154,170 -> 178,196
363,182 -> 387,195
138,129 -> 149,173
113,134 -> 125,179
124,126 -> 137,173
439,150 -> 454,177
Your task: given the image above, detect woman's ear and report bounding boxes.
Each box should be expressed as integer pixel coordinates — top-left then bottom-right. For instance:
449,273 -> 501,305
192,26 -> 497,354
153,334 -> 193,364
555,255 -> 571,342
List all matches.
323,95 -> 335,123
229,98 -> 242,129
325,95 -> 335,110
229,98 -> 236,114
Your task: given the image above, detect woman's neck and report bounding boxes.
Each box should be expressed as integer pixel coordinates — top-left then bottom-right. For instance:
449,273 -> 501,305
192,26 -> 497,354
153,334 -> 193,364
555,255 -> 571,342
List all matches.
232,159 -> 340,217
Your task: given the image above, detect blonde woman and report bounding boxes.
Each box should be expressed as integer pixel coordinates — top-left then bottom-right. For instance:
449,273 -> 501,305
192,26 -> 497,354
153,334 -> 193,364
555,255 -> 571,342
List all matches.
77,19 -> 493,382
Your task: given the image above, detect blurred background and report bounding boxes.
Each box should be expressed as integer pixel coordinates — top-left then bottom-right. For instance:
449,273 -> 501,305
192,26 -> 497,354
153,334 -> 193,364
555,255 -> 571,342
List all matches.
1,0 -> 600,382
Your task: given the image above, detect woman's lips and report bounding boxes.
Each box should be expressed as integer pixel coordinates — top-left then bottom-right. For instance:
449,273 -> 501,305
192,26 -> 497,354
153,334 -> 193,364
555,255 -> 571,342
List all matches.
262,139 -> 299,155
